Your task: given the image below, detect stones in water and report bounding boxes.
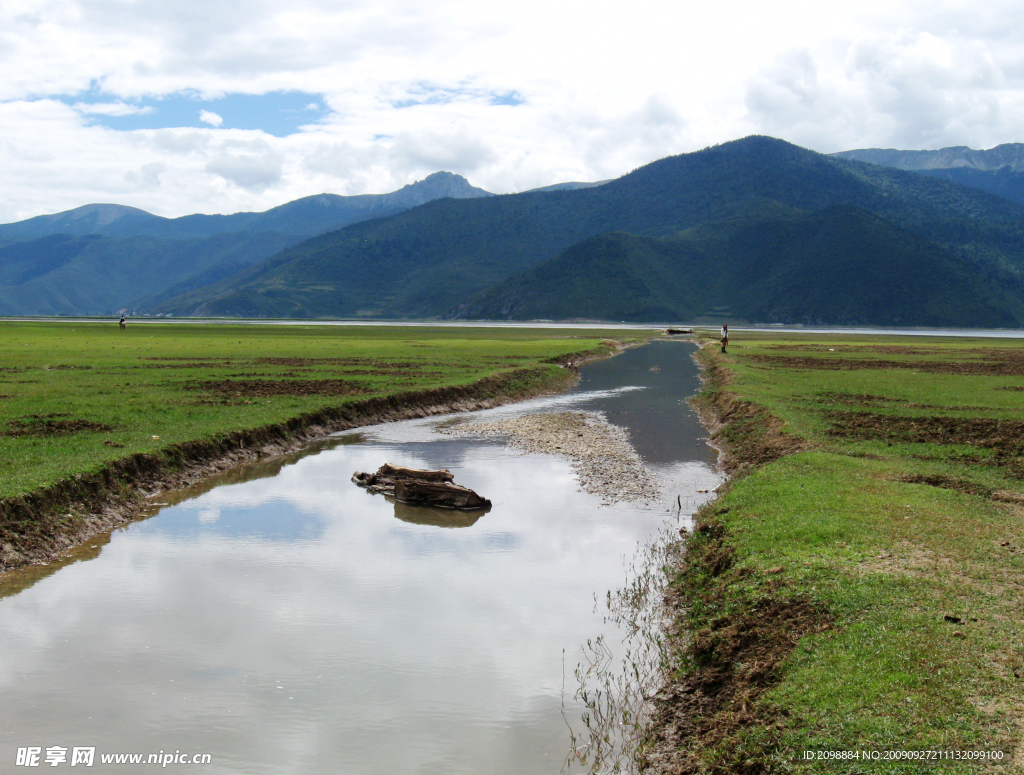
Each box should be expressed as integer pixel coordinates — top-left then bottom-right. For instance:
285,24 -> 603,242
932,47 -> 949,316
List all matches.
352,463 -> 491,510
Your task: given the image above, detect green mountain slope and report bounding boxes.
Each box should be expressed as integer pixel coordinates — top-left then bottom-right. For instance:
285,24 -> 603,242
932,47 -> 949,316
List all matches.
0,172 -> 492,242
157,136 -> 1024,322
450,204 -> 1020,326
0,172 -> 494,315
832,144 -> 1024,206
0,232 -> 296,316
914,167 -> 1024,207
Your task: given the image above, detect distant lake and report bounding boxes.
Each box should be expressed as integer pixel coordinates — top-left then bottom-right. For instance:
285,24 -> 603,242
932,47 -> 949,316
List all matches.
4,316 -> 1024,338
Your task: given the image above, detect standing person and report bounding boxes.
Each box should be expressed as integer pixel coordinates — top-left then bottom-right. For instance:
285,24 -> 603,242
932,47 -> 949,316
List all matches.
119,315 -> 126,330
721,323 -> 728,353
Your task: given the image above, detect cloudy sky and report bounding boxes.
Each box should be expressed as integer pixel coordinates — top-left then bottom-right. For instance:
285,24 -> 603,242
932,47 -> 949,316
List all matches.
2,0 -> 1023,221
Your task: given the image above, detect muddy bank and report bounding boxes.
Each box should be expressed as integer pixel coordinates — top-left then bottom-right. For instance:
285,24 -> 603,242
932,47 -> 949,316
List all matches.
441,411 -> 658,504
639,342 -> 826,775
690,346 -> 807,475
0,354 -> 612,574
748,353 -> 1024,376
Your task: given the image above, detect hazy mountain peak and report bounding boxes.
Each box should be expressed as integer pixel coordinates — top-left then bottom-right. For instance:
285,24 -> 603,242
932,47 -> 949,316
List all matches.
0,203 -> 157,238
386,172 -> 492,207
831,143 -> 1024,172
62,203 -> 154,225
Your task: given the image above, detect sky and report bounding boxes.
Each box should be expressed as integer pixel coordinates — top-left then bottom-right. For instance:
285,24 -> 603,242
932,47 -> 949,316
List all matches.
2,0 -> 1024,222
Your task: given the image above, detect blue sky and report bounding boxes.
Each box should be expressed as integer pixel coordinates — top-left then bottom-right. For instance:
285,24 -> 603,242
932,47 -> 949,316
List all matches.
65,90 -> 330,137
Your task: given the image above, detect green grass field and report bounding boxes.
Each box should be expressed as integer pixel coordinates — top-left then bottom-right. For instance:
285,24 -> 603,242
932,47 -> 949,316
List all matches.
0,321 -> 636,501
667,332 -> 1024,773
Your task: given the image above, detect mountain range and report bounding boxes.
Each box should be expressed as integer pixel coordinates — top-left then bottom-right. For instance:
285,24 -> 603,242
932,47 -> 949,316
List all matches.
0,172 -> 492,316
832,143 -> 1024,207
4,137 -> 1024,326
153,136 -> 1024,326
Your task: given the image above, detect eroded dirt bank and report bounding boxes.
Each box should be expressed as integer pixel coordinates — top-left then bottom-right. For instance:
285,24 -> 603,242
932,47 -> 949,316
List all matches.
0,356 -> 605,573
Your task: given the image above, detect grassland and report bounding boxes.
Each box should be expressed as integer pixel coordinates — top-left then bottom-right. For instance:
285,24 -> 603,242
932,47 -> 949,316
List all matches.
647,332 -> 1024,774
0,320 -> 640,567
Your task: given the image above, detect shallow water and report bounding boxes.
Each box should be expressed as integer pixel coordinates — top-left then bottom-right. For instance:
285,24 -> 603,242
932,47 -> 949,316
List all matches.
0,341 -> 720,774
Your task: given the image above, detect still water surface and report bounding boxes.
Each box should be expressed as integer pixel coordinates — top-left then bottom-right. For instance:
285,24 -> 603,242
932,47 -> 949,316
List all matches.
0,342 -> 720,774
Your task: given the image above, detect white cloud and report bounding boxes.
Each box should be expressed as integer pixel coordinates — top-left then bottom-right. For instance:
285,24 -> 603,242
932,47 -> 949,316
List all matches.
744,28 -> 1018,152
199,109 -> 223,127
205,147 -> 284,190
75,101 -> 154,116
1,0 -> 1024,221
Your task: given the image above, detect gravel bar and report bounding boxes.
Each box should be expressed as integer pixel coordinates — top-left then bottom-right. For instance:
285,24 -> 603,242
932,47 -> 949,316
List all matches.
441,411 -> 658,504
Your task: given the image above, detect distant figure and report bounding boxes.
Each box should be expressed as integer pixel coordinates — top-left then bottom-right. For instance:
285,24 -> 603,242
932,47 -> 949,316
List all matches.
119,315 -> 126,330
720,323 -> 728,353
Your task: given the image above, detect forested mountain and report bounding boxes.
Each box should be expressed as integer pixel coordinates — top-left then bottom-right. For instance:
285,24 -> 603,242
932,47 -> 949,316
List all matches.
450,203 -> 1018,326
832,144 -> 1024,206
156,136 -> 1024,326
0,231 -> 296,316
0,172 -> 491,315
0,172 -> 491,242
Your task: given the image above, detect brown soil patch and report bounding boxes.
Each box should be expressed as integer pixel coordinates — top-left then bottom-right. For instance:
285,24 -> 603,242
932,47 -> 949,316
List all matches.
44,364 -> 92,371
818,391 -> 895,404
140,362 -> 236,369
766,344 -> 940,356
144,356 -> 235,361
338,369 -> 444,377
975,348 -> 1024,362
6,416 -> 113,437
899,473 -> 993,499
766,344 -> 1024,361
253,357 -> 422,368
826,411 -> 1024,455
819,392 -> 1009,412
192,379 -> 372,397
750,354 -> 1024,376
998,386 -> 1024,392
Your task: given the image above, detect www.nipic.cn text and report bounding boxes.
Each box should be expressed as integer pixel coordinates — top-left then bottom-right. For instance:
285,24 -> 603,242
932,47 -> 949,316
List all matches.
15,747 -> 212,767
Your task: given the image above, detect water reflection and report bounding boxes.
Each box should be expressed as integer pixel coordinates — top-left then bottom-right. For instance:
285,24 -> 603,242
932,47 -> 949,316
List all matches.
0,341 -> 722,775
391,501 -> 488,528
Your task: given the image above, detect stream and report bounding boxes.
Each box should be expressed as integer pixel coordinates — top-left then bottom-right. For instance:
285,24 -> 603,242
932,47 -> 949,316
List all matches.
0,341 -> 721,774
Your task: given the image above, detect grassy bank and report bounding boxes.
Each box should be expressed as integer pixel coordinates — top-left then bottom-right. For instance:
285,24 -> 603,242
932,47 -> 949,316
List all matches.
647,333 -> 1024,774
0,321 -> 643,568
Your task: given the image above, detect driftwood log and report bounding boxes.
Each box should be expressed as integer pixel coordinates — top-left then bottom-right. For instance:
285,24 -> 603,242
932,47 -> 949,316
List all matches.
352,463 -> 491,510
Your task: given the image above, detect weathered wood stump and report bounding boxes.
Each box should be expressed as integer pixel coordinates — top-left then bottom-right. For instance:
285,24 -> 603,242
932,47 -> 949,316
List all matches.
352,463 -> 490,510
352,463 -> 453,493
394,479 -> 490,510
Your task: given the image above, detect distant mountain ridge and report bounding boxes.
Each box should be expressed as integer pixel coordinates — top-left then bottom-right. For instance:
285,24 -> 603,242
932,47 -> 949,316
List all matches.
0,172 -> 495,316
831,143 -> 1024,207
7,139 -> 1024,326
154,136 -> 1024,326
832,144 -> 1024,172
0,171 -> 492,241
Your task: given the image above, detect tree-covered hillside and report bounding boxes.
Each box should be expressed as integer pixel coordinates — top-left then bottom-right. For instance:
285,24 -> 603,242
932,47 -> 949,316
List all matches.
0,172 -> 492,316
0,232 -> 297,316
450,203 -> 1020,326
157,136 -> 1024,324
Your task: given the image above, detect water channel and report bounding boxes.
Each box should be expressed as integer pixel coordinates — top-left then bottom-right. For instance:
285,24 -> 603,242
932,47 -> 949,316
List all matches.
0,341 -> 721,774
